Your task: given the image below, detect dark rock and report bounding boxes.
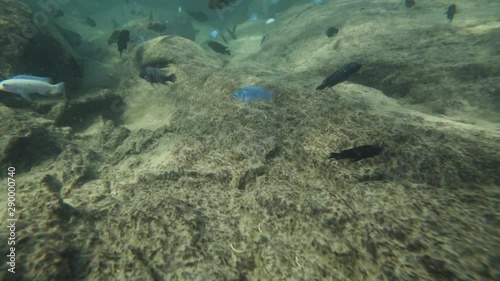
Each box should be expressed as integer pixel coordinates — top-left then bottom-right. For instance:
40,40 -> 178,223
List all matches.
47,89 -> 124,127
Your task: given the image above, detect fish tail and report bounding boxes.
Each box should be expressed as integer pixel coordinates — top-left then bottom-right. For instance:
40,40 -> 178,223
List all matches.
267,90 -> 273,100
52,82 -> 65,96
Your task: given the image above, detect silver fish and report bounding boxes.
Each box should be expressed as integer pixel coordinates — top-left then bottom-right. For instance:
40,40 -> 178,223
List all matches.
0,75 -> 65,101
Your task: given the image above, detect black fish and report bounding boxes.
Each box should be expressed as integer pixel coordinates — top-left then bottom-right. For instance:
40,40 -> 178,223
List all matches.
260,34 -> 268,46
225,25 -> 237,40
326,27 -> 338,37
117,30 -> 130,57
208,0 -> 236,9
405,0 -> 415,8
316,62 -> 362,90
208,41 -> 230,55
108,30 -> 121,45
329,145 -> 383,162
445,4 -> 456,21
139,67 -> 176,85
86,17 -> 96,27
187,11 -> 208,22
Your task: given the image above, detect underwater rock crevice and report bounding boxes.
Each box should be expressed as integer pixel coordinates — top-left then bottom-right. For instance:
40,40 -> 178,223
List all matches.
47,89 -> 124,128
0,127 -> 63,172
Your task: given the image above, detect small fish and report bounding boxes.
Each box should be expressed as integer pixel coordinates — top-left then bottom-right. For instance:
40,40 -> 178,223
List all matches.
316,62 -> 362,90
207,29 -> 226,44
445,4 -> 456,21
86,17 -> 96,27
108,30 -> 121,45
208,41 -> 230,55
139,67 -> 176,85
225,25 -> 237,40
260,34 -> 268,46
265,18 -> 275,24
117,30 -> 130,57
187,11 -> 208,22
0,75 -> 64,101
210,29 -> 220,39
329,145 -> 383,162
326,27 -> 338,37
233,85 -> 273,105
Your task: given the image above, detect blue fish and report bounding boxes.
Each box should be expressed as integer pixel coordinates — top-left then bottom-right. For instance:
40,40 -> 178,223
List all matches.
210,29 -> 220,39
233,85 -> 273,105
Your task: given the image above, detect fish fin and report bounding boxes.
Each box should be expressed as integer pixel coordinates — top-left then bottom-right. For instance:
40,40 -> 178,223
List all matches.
52,82 -> 65,95
19,91 -> 32,101
244,97 -> 251,105
12,75 -> 52,83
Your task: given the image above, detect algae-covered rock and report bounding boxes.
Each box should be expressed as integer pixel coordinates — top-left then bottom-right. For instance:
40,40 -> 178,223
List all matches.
0,0 -> 32,78
134,35 -> 224,69
47,89 -> 123,126
0,104 -> 63,171
0,0 -> 82,105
